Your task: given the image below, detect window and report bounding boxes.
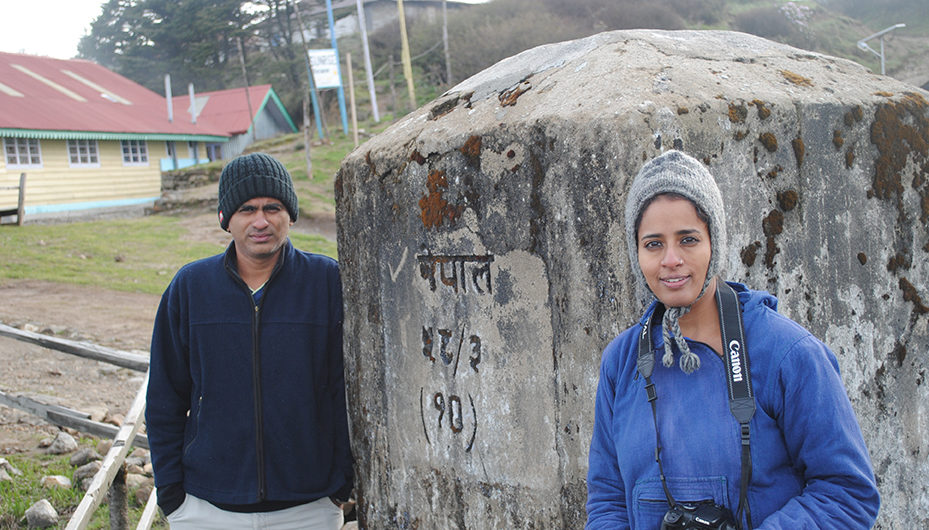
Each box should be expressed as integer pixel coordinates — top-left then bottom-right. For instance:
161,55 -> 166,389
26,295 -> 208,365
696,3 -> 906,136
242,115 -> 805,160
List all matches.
187,141 -> 199,160
121,140 -> 148,165
67,139 -> 99,167
4,138 -> 42,168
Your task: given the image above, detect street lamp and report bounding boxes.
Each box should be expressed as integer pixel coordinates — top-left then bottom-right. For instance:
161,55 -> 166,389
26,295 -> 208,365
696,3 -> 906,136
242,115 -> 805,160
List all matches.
857,23 -> 905,75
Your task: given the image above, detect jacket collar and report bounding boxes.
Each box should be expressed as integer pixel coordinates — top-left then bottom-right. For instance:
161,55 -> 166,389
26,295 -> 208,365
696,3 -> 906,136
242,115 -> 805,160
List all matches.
222,239 -> 293,287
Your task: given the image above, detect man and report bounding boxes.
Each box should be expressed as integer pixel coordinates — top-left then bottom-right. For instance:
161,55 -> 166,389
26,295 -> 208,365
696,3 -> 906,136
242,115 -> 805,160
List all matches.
146,152 -> 353,529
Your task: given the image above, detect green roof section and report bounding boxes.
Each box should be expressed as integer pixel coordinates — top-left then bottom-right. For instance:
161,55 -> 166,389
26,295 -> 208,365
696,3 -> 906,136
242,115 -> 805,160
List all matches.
267,88 -> 299,133
0,128 -> 229,142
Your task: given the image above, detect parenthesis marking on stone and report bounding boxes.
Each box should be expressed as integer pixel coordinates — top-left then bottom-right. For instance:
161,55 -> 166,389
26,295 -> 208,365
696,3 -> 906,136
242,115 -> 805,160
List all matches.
466,393 -> 477,452
389,247 -> 408,282
420,387 -> 431,445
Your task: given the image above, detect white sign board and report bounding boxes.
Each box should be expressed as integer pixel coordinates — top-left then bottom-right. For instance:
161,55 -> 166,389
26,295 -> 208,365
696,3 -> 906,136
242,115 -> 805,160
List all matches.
308,49 -> 342,89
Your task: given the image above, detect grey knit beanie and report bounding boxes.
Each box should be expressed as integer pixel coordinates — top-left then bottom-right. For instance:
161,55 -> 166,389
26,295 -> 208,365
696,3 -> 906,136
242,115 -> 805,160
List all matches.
624,150 -> 726,373
217,153 -> 298,230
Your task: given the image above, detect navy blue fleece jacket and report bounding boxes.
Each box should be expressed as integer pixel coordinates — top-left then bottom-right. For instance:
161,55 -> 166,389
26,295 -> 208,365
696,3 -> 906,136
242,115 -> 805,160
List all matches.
146,241 -> 353,507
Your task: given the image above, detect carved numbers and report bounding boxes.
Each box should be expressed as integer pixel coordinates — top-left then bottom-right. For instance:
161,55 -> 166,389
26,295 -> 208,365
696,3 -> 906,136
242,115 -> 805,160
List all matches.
421,327 -> 481,375
421,388 -> 477,452
415,250 -> 493,454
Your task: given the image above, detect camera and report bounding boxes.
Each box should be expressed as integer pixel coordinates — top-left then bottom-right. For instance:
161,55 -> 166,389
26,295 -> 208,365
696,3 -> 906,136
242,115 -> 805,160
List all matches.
660,500 -> 738,530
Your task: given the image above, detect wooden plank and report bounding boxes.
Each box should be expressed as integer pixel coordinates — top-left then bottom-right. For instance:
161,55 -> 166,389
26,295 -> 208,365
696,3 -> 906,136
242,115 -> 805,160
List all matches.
16,173 -> 25,226
136,487 -> 159,530
0,389 -> 148,449
0,389 -> 90,420
66,372 -> 149,530
46,411 -> 149,450
0,322 -> 149,372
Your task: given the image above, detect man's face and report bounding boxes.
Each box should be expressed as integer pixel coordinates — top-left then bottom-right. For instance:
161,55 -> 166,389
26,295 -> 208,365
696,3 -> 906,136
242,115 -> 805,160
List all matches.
227,197 -> 293,264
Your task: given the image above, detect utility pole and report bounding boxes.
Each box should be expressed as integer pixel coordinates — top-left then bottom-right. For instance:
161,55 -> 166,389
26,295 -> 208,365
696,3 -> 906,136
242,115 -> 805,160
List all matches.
347,53 -> 359,147
293,0 -> 330,142
355,0 -> 380,122
236,36 -> 256,146
396,0 -> 416,110
291,0 -> 318,174
442,0 -> 452,85
325,0 -> 350,134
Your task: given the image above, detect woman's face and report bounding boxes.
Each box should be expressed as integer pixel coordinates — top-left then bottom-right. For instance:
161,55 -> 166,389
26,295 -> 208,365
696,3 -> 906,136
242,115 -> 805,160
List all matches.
637,195 -> 712,308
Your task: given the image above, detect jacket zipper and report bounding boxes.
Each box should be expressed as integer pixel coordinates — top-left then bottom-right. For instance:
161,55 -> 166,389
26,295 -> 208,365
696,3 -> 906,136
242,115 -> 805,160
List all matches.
224,242 -> 286,504
252,301 -> 266,501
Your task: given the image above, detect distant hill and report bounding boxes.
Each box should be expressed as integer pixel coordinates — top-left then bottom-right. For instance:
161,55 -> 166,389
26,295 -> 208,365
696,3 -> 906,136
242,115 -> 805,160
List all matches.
382,0 -> 929,92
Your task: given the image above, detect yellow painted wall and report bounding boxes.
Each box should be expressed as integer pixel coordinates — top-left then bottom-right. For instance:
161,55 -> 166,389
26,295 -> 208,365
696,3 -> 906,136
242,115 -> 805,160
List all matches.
0,139 -> 165,212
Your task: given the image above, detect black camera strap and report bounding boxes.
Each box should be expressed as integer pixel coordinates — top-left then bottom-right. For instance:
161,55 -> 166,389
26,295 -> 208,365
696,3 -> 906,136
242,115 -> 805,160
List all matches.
636,281 -> 756,530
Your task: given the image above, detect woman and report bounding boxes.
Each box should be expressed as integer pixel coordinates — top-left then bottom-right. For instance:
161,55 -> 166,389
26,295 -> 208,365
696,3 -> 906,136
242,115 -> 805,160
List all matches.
586,150 -> 880,529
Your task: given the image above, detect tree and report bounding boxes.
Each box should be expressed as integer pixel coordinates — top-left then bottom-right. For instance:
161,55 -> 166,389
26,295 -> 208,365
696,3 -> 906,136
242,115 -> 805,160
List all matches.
79,0 -> 254,93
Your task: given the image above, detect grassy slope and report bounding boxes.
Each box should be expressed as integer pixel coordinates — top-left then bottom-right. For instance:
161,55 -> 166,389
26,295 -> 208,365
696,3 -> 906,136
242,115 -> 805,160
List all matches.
0,127 -> 385,295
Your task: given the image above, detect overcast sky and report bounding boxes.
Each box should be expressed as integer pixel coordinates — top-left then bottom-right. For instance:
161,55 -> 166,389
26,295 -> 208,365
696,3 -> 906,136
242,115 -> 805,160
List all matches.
0,0 -> 491,60
0,0 -> 104,59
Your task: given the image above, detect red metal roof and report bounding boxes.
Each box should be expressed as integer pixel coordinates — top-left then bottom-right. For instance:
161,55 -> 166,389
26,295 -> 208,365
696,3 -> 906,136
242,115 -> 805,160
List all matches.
0,51 -> 228,139
172,85 -> 273,136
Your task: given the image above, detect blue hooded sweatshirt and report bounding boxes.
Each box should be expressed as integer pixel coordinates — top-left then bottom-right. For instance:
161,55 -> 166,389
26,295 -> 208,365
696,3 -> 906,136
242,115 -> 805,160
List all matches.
586,282 -> 879,529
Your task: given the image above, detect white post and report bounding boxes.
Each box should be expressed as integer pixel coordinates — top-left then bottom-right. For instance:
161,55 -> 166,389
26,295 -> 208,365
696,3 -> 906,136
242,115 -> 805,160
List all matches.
347,53 -> 359,147
355,0 -> 380,122
164,74 -> 173,123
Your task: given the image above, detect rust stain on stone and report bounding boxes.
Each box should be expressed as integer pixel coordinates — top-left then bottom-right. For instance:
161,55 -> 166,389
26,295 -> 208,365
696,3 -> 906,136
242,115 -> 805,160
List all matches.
759,132 -> 778,152
419,170 -> 462,229
780,70 -> 813,87
410,150 -> 427,165
869,92 -> 929,221
845,106 -> 864,126
741,241 -> 762,267
677,107 -> 690,115
365,151 -> 376,175
899,277 -> 929,314
429,95 -> 461,120
762,209 -> 784,269
857,252 -> 868,265
791,137 -> 805,166
764,237 -> 780,268
728,103 -> 747,123
846,149 -> 856,169
758,133 -> 777,153
734,130 -> 748,141
459,135 -> 482,168
887,252 -> 911,273
500,80 -> 531,107
833,130 -> 845,149
777,189 -> 799,211
750,99 -> 771,119
874,91 -> 894,97
763,209 -> 784,237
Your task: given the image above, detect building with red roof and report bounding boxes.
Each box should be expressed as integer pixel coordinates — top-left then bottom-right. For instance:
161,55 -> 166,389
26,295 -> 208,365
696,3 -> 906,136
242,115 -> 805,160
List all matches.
171,84 -> 297,162
0,51 -> 295,221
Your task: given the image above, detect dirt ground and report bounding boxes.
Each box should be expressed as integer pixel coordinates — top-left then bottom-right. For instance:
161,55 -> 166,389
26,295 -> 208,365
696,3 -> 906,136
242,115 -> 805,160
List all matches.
0,207 -> 337,455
